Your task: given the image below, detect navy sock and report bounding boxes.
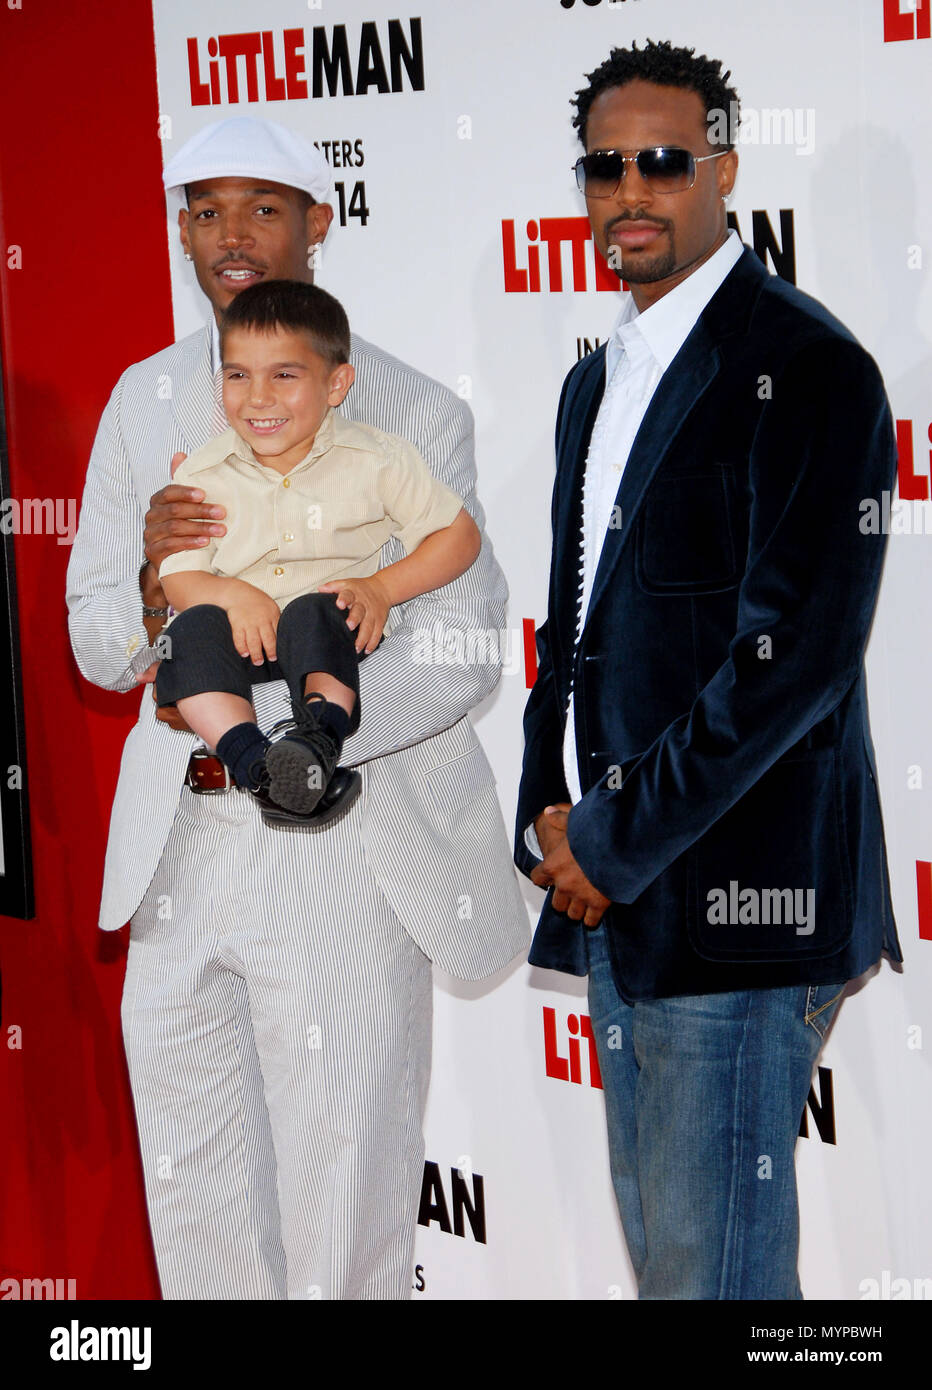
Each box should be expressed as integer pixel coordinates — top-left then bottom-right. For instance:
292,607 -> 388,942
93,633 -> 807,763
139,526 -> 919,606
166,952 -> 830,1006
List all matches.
318,702 -> 350,750
216,722 -> 269,789
298,696 -> 351,752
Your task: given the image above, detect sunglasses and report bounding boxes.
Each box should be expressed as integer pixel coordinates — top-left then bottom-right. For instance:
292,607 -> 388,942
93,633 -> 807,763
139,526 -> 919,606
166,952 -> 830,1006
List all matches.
574,146 -> 730,197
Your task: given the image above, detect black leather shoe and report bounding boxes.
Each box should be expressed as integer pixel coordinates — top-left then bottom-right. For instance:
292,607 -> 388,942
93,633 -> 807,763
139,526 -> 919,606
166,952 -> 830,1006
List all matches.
265,692 -> 340,813
253,765 -> 361,828
248,696 -> 361,828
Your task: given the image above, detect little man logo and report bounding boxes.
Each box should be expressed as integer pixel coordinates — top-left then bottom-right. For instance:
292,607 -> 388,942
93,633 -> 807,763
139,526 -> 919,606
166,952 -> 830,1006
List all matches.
417,1161 -> 486,1243
577,337 -> 603,359
883,0 -> 930,42
726,209 -> 796,284
706,881 -> 815,935
187,19 -> 423,106
799,1066 -> 836,1144
917,861 -> 932,941
893,418 -> 931,500
543,1006 -> 603,1088
523,617 -> 539,687
502,217 -> 620,293
504,210 -> 796,291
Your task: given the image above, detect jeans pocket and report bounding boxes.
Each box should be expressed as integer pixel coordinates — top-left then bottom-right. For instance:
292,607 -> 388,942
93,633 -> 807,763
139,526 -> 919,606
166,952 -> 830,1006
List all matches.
804,982 -> 846,1038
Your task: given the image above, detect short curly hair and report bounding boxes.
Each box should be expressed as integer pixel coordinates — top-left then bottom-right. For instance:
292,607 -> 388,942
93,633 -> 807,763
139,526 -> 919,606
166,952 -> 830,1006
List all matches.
572,38 -> 740,149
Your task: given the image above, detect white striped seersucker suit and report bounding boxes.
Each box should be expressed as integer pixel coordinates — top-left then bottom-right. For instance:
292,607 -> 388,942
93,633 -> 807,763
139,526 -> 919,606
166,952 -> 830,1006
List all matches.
66,324 -> 529,1300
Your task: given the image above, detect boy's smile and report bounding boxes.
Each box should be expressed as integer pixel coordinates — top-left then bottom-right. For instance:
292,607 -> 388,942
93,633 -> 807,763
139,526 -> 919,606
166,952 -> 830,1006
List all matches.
221,326 -> 355,475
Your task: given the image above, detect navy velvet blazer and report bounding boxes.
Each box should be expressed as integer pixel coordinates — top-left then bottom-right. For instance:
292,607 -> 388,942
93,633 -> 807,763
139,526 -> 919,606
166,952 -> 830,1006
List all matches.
514,246 -> 902,1002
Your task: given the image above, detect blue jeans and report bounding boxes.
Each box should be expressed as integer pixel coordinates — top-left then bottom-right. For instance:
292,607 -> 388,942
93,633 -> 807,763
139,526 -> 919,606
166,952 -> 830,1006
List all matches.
586,923 -> 845,1300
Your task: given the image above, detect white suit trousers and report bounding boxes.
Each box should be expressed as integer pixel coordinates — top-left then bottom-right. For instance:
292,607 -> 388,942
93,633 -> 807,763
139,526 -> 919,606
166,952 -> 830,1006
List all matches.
121,778 -> 432,1300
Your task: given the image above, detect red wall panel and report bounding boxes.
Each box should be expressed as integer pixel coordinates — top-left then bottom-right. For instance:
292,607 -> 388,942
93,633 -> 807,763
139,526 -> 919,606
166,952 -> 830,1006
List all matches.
0,0 -> 174,1298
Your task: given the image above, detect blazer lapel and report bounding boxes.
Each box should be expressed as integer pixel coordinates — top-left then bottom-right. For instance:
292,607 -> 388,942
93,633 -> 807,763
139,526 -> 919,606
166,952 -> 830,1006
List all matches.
170,326 -> 215,452
583,325 -> 722,624
581,247 -> 769,629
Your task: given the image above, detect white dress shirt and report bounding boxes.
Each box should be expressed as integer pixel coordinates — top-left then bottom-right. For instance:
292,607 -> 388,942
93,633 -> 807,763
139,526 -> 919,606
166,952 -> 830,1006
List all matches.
559,231 -> 744,806
558,230 -> 744,807
526,231 -> 745,859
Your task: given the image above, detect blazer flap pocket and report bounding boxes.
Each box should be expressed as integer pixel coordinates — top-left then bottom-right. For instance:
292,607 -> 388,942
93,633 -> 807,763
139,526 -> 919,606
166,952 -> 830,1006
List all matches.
422,744 -> 496,818
687,749 -> 852,962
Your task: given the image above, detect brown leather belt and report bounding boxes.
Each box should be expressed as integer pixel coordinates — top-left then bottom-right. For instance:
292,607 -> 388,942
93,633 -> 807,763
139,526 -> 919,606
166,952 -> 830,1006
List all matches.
186,748 -> 236,794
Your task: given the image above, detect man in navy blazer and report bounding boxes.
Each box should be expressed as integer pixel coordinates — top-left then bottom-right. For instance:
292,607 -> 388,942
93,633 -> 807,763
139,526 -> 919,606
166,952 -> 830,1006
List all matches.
515,40 -> 901,1299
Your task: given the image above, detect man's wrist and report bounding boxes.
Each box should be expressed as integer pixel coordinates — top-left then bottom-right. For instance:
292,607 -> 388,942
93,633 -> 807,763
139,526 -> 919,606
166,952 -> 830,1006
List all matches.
564,802 -> 612,904
139,558 -> 170,619
139,559 -> 169,616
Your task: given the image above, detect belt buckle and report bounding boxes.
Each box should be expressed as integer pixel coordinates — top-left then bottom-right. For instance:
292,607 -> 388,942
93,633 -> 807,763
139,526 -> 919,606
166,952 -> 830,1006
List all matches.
186,746 -> 232,795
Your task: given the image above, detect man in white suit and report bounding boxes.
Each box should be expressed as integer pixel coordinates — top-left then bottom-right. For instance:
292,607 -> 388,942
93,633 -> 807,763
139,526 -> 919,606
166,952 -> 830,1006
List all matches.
66,117 -> 528,1301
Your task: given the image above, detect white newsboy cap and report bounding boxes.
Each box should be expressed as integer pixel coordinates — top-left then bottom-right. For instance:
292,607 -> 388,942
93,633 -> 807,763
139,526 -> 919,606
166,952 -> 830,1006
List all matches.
162,116 -> 332,210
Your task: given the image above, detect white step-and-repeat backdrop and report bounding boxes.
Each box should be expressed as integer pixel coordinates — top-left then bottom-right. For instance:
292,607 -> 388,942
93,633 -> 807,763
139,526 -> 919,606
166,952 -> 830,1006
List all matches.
150,0 -> 931,1299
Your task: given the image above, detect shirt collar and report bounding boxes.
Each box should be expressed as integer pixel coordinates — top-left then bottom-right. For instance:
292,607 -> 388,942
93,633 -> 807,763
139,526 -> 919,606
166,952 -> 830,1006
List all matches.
606,229 -> 744,377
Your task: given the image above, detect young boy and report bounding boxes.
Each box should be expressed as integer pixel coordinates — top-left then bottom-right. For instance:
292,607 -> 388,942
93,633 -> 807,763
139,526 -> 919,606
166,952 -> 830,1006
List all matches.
155,279 -> 480,825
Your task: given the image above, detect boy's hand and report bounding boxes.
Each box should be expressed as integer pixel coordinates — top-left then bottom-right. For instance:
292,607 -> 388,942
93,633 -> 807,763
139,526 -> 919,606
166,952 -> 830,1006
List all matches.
227,591 -> 281,665
318,575 -> 390,654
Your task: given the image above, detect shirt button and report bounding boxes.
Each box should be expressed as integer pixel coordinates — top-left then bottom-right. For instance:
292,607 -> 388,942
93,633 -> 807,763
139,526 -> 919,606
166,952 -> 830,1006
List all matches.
273,566 -> 284,577
282,478 -> 291,488
283,532 -> 294,542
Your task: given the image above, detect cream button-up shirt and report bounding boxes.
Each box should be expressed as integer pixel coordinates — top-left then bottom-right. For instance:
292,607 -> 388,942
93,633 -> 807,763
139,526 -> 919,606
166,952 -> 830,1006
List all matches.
158,407 -> 465,616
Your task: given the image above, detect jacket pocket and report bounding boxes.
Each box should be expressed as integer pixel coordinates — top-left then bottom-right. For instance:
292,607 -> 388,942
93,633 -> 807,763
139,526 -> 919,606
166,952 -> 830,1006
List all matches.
686,748 -> 853,962
636,465 -> 739,594
422,744 -> 496,825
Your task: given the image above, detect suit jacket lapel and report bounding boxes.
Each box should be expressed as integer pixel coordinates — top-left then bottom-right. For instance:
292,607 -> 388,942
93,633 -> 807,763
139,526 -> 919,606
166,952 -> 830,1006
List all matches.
581,248 -> 769,630
170,326 -> 215,452
584,325 -> 722,624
